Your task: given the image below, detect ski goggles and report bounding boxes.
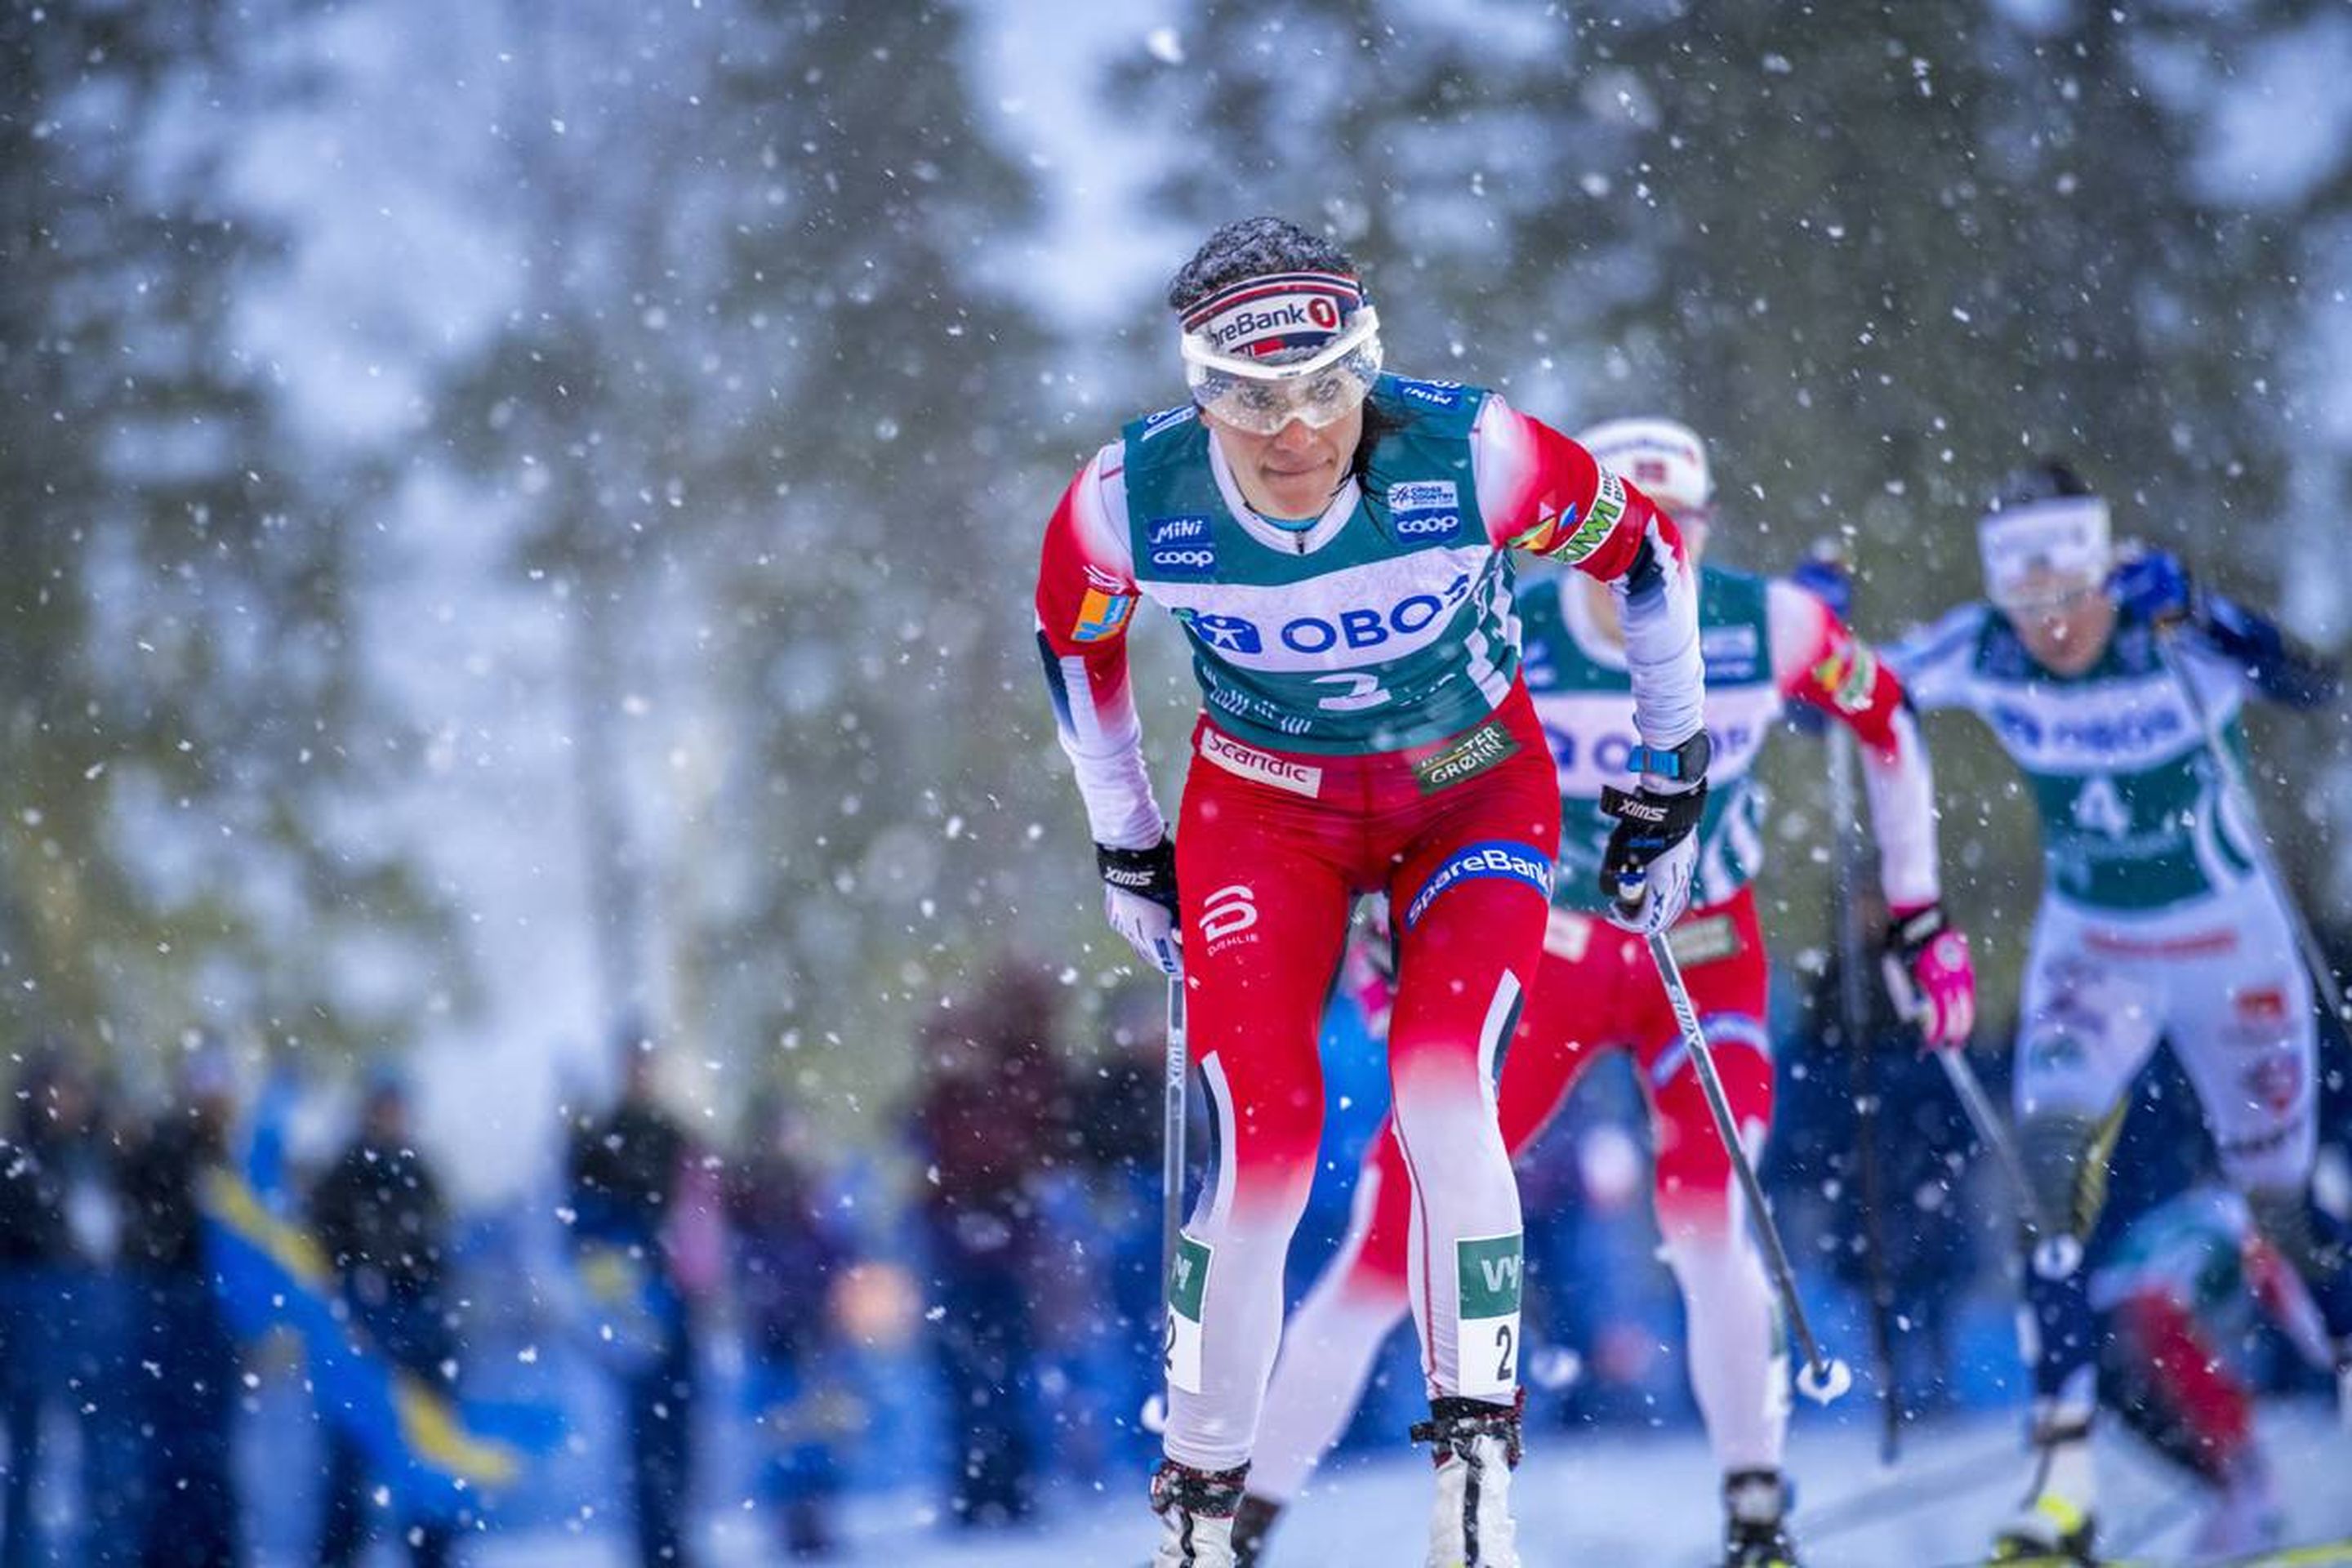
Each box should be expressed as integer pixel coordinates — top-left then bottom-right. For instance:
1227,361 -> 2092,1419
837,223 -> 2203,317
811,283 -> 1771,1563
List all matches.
1177,271 -> 1383,434
1979,497 -> 2111,612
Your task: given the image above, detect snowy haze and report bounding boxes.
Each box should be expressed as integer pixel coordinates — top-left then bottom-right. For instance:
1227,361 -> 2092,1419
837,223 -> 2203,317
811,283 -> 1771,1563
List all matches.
7,1 -> 2352,1197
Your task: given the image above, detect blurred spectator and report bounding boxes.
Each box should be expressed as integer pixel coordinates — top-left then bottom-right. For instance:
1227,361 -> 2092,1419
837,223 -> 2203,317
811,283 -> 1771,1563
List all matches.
116,1037 -> 243,1568
727,1091 -> 851,1559
308,1069 -> 460,1566
567,1027 -> 707,1568
907,961 -> 1071,1528
0,1045 -> 131,1567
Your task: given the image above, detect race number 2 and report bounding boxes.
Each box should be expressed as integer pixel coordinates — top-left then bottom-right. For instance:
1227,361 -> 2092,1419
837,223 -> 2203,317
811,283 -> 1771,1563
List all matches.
1455,1232 -> 1524,1398
1165,1235 -> 1211,1394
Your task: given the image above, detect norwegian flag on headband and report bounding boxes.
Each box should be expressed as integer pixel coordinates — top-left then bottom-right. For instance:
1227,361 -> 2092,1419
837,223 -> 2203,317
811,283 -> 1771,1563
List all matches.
1180,270 -> 1369,361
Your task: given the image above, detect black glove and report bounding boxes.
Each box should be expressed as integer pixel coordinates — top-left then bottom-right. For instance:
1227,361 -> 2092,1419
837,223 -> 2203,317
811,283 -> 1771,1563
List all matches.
1597,781 -> 1708,934
1098,838 -> 1181,974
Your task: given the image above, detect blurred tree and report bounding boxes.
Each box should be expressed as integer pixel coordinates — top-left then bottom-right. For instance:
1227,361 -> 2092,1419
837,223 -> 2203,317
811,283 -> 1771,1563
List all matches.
432,1 -> 1076,1115
0,0 -> 454,1069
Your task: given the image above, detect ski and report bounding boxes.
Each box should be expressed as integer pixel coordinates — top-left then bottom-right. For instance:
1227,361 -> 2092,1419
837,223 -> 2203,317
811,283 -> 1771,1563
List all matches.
1927,1536 -> 2352,1568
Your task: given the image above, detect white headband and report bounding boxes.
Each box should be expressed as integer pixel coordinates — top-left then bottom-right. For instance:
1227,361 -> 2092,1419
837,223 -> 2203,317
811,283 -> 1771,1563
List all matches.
1978,497 -> 2111,603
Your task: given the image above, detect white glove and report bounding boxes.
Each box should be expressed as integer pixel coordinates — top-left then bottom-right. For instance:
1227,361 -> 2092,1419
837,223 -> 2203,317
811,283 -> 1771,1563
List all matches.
1098,839 -> 1182,975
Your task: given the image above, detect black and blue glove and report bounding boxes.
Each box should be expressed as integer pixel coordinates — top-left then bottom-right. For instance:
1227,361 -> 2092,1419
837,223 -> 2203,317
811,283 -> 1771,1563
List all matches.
2109,546 -> 2194,626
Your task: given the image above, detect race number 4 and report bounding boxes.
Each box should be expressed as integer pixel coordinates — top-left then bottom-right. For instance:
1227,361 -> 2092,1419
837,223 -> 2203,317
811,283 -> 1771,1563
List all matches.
1455,1232 -> 1524,1398
2070,773 -> 2131,839
1165,1235 -> 1211,1394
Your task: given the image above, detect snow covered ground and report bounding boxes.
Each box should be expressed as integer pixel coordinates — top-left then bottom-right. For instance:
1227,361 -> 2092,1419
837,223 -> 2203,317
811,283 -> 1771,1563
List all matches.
469,1401 -> 2352,1567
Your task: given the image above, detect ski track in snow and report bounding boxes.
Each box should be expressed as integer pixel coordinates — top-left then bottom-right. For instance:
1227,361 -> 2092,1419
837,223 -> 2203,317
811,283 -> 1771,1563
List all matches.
466,1403 -> 2352,1566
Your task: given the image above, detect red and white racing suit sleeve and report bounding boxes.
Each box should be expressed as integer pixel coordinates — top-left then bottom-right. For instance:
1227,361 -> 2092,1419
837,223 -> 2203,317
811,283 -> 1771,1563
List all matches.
1034,445 -> 1167,850
1768,577 -> 1940,911
1473,395 -> 1704,752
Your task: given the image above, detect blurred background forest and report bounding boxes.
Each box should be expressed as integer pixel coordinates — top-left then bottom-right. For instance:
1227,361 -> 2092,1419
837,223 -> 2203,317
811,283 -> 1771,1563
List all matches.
9,0 -> 2352,1198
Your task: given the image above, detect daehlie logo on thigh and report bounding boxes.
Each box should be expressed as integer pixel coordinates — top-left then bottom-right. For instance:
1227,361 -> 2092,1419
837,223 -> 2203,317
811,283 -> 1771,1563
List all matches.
1200,884 -> 1259,947
1402,841 -> 1553,929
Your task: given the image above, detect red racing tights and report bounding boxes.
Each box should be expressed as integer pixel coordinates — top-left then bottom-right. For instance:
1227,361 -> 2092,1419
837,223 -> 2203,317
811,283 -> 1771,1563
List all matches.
1163,684 -> 1560,1472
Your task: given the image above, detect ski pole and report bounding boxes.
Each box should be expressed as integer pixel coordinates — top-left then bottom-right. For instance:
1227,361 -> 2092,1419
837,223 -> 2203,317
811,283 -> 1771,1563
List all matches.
1805,537 -> 1913,1452
1822,707 -> 1905,1457
1141,973 -> 1189,1436
1931,1046 -> 2082,1281
1645,931 -> 1854,1404
2152,625 -> 2351,1027
1161,972 -> 1188,1318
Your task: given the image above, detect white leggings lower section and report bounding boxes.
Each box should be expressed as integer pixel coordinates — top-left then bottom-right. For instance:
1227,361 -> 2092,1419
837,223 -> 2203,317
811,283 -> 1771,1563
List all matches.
1248,1207 -> 1786,1503
1660,1222 -> 1788,1475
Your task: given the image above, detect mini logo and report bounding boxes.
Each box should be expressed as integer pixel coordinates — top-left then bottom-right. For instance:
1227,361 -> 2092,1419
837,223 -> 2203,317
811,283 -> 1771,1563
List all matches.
1412,719 -> 1521,795
1396,378 -> 1463,407
1149,514 -> 1212,546
1147,514 -> 1217,577
1200,884 -> 1259,946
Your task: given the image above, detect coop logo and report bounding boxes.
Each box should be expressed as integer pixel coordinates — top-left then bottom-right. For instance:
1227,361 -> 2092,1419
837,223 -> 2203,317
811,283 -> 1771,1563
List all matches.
1181,572 -> 1472,659
1199,884 -> 1260,947
1403,841 -> 1553,929
1147,514 -> 1218,577
1387,480 -> 1463,542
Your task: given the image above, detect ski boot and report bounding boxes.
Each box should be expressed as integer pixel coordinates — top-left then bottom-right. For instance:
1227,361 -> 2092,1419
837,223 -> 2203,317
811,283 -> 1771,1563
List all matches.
1413,1390 -> 1523,1568
2189,1451 -> 2283,1561
1150,1459 -> 1248,1568
1722,1468 -> 1801,1567
1989,1409 -> 2096,1565
1229,1494 -> 1281,1568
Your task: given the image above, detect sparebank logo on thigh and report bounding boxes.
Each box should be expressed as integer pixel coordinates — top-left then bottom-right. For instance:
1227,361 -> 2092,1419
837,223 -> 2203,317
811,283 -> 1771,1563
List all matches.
1403,841 -> 1553,929
1146,514 -> 1218,577
1386,480 -> 1463,543
1174,567 -> 1475,665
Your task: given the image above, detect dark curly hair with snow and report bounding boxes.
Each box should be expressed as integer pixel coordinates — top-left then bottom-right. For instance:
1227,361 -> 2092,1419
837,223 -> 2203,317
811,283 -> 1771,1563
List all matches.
1165,216 -> 1362,314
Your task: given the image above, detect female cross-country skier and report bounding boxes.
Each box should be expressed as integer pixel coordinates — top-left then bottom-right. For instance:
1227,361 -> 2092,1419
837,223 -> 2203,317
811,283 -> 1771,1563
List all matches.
1890,460 -> 2352,1565
1230,419 -> 1976,1568
1034,218 -> 1709,1568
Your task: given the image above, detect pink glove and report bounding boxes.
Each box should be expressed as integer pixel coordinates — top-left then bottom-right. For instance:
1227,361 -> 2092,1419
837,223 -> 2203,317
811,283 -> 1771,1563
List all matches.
1882,902 -> 1976,1047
